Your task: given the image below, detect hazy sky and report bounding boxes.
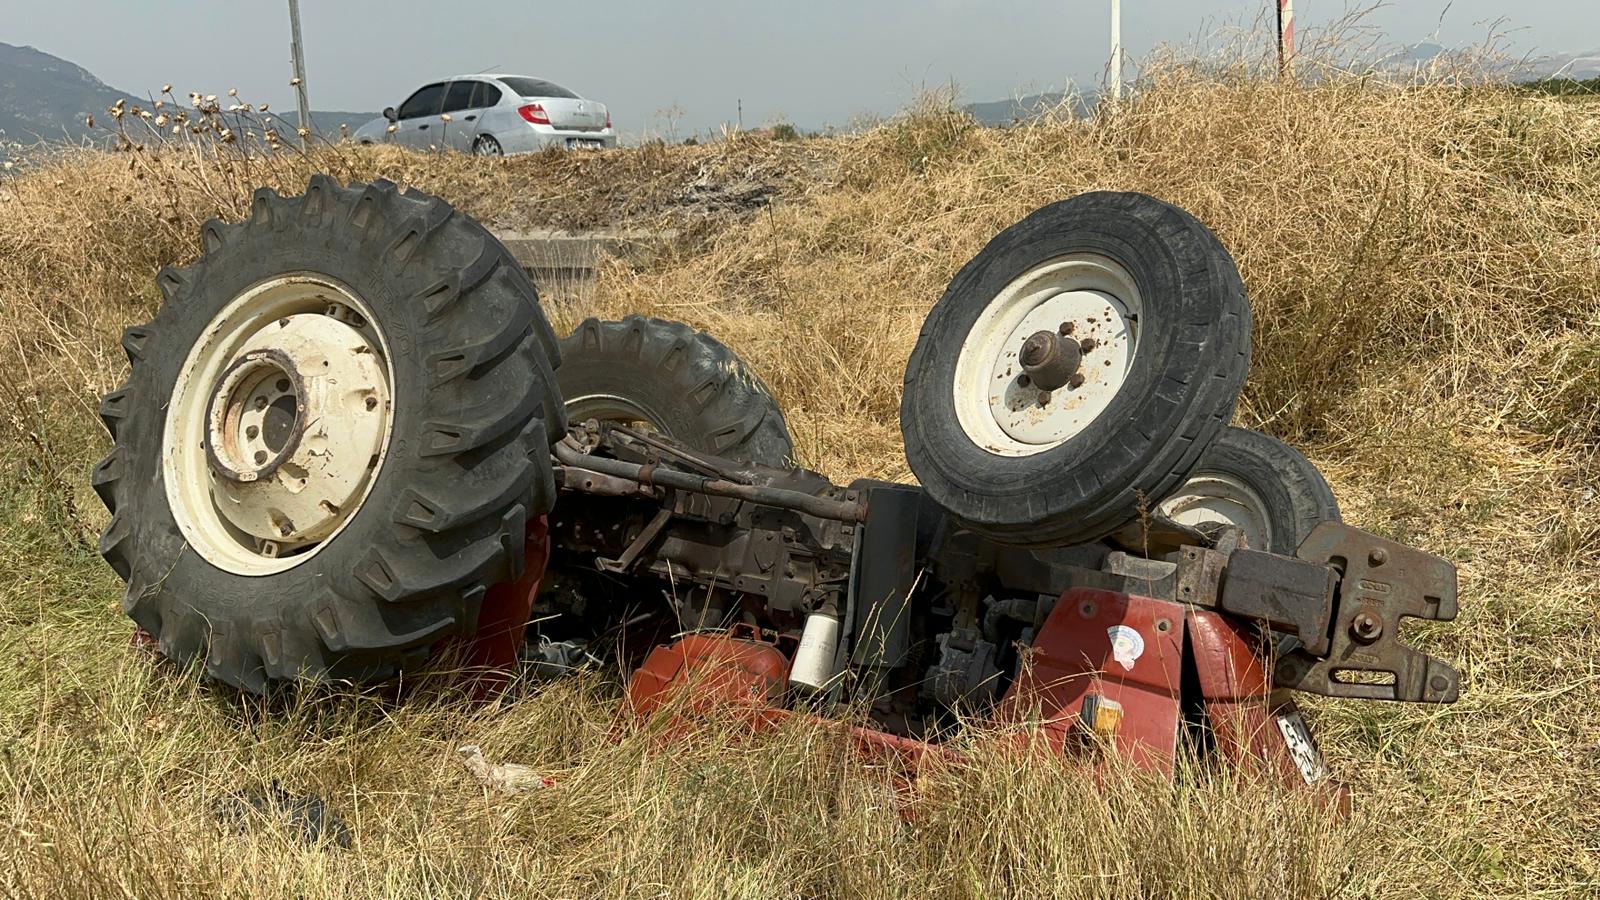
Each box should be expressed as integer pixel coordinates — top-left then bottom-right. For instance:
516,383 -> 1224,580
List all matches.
8,1 -> 1598,136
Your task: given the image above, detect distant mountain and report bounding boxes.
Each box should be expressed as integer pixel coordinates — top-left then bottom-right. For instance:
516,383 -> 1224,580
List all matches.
0,42 -> 139,144
0,41 -> 375,150
964,91 -> 1097,127
1531,47 -> 1600,80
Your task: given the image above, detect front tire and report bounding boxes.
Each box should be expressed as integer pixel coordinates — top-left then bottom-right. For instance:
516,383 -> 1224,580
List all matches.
900,192 -> 1252,548
1157,426 -> 1340,554
92,175 -> 565,692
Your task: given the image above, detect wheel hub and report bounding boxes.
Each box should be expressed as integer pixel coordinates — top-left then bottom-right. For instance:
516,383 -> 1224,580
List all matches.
202,313 -> 389,548
952,254 -> 1142,457
1157,474 -> 1274,551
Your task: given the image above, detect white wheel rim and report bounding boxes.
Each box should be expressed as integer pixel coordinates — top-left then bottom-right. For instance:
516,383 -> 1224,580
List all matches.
1157,473 -> 1274,551
162,274 -> 395,576
952,253 -> 1142,457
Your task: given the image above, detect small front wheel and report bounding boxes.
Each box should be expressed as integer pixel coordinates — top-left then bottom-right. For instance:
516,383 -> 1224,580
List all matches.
900,192 -> 1252,548
1157,426 -> 1340,555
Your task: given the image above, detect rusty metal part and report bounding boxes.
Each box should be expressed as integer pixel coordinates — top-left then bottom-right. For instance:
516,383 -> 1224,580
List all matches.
602,422 -> 736,481
1107,512 -> 1212,559
1175,545 -> 1229,607
553,439 -> 865,523
1275,521 -> 1460,703
1217,548 -> 1339,656
597,506 -> 674,574
555,464 -> 659,498
1017,329 -> 1082,392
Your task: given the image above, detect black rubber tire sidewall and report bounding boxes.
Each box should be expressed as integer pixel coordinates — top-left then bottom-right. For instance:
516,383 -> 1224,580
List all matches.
900,192 -> 1251,547
1184,426 -> 1341,555
558,315 -> 794,465
93,176 -> 563,691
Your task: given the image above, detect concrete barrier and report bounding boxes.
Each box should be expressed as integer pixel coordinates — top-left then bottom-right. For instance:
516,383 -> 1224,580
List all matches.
492,228 -> 673,279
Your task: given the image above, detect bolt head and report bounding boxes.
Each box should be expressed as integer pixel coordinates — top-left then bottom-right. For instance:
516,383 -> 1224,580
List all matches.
1369,548 -> 1388,566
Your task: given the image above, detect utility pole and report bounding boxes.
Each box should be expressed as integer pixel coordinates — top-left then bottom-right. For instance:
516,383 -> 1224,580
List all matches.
1276,0 -> 1295,79
288,0 -> 312,146
1109,0 -> 1122,103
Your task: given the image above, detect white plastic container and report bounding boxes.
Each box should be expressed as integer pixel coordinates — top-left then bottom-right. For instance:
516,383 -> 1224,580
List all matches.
789,612 -> 841,691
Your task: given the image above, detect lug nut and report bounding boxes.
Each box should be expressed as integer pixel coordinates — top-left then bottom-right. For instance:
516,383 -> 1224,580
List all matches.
1079,337 -> 1098,354
1350,612 -> 1383,643
1068,372 -> 1085,389
1037,390 -> 1052,404
1017,374 -> 1031,388
1059,321 -> 1075,336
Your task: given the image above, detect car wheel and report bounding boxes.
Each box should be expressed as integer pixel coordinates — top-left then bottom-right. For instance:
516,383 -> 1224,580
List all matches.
558,316 -> 793,465
900,192 -> 1252,548
473,134 -> 503,156
1157,426 -> 1340,555
91,175 -> 565,692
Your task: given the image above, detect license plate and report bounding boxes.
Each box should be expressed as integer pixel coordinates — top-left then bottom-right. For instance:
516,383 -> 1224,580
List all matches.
1275,709 -> 1330,784
568,139 -> 603,150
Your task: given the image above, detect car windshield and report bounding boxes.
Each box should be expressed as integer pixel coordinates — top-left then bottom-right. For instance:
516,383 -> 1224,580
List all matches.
498,77 -> 578,100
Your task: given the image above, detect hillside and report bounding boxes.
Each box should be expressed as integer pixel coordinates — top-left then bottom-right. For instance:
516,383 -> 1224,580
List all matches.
0,41 -> 375,148
0,69 -> 1597,897
0,42 -> 139,143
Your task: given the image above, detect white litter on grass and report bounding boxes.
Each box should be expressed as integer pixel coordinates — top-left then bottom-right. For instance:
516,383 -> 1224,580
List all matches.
457,744 -> 553,794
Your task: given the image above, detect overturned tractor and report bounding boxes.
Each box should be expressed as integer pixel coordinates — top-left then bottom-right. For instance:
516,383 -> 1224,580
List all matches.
93,177 -> 1458,788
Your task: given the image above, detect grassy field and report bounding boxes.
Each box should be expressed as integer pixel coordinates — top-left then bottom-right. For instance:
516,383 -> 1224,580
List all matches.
0,64 -> 1597,898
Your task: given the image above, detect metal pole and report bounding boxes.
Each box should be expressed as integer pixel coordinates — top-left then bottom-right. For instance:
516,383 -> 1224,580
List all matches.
1277,0 -> 1295,79
1109,0 -> 1122,103
288,0 -> 312,146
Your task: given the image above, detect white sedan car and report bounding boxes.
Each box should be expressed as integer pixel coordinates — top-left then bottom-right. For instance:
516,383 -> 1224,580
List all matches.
354,74 -> 616,155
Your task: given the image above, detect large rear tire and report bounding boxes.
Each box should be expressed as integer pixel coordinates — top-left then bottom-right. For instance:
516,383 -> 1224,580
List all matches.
558,315 -> 793,465
900,192 -> 1251,548
91,175 -> 565,692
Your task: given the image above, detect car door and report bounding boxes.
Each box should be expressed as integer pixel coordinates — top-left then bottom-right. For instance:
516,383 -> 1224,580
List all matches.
439,80 -> 479,151
394,81 -> 446,148
463,80 -> 502,145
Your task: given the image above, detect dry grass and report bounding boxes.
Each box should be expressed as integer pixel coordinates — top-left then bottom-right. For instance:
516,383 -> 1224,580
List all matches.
1,62 -> 1598,898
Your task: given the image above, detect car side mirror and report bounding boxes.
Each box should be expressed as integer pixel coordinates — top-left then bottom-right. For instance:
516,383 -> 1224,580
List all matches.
383,107 -> 398,123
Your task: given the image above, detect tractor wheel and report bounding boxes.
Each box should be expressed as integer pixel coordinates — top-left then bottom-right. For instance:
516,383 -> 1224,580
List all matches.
558,315 -> 793,465
1157,426 -> 1340,555
900,192 -> 1251,548
91,175 -> 565,693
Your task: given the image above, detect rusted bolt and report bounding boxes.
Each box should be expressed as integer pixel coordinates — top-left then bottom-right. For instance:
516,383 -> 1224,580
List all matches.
1350,612 -> 1383,643
253,450 -> 268,465
1058,321 -> 1075,336
245,425 -> 259,439
1037,390 -> 1052,404
1430,675 -> 1449,692
1368,548 -> 1388,567
1067,372 -> 1085,389
1079,337 -> 1098,354
364,396 -> 378,411
1017,373 -> 1031,388
275,378 -> 291,393
278,519 -> 294,537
